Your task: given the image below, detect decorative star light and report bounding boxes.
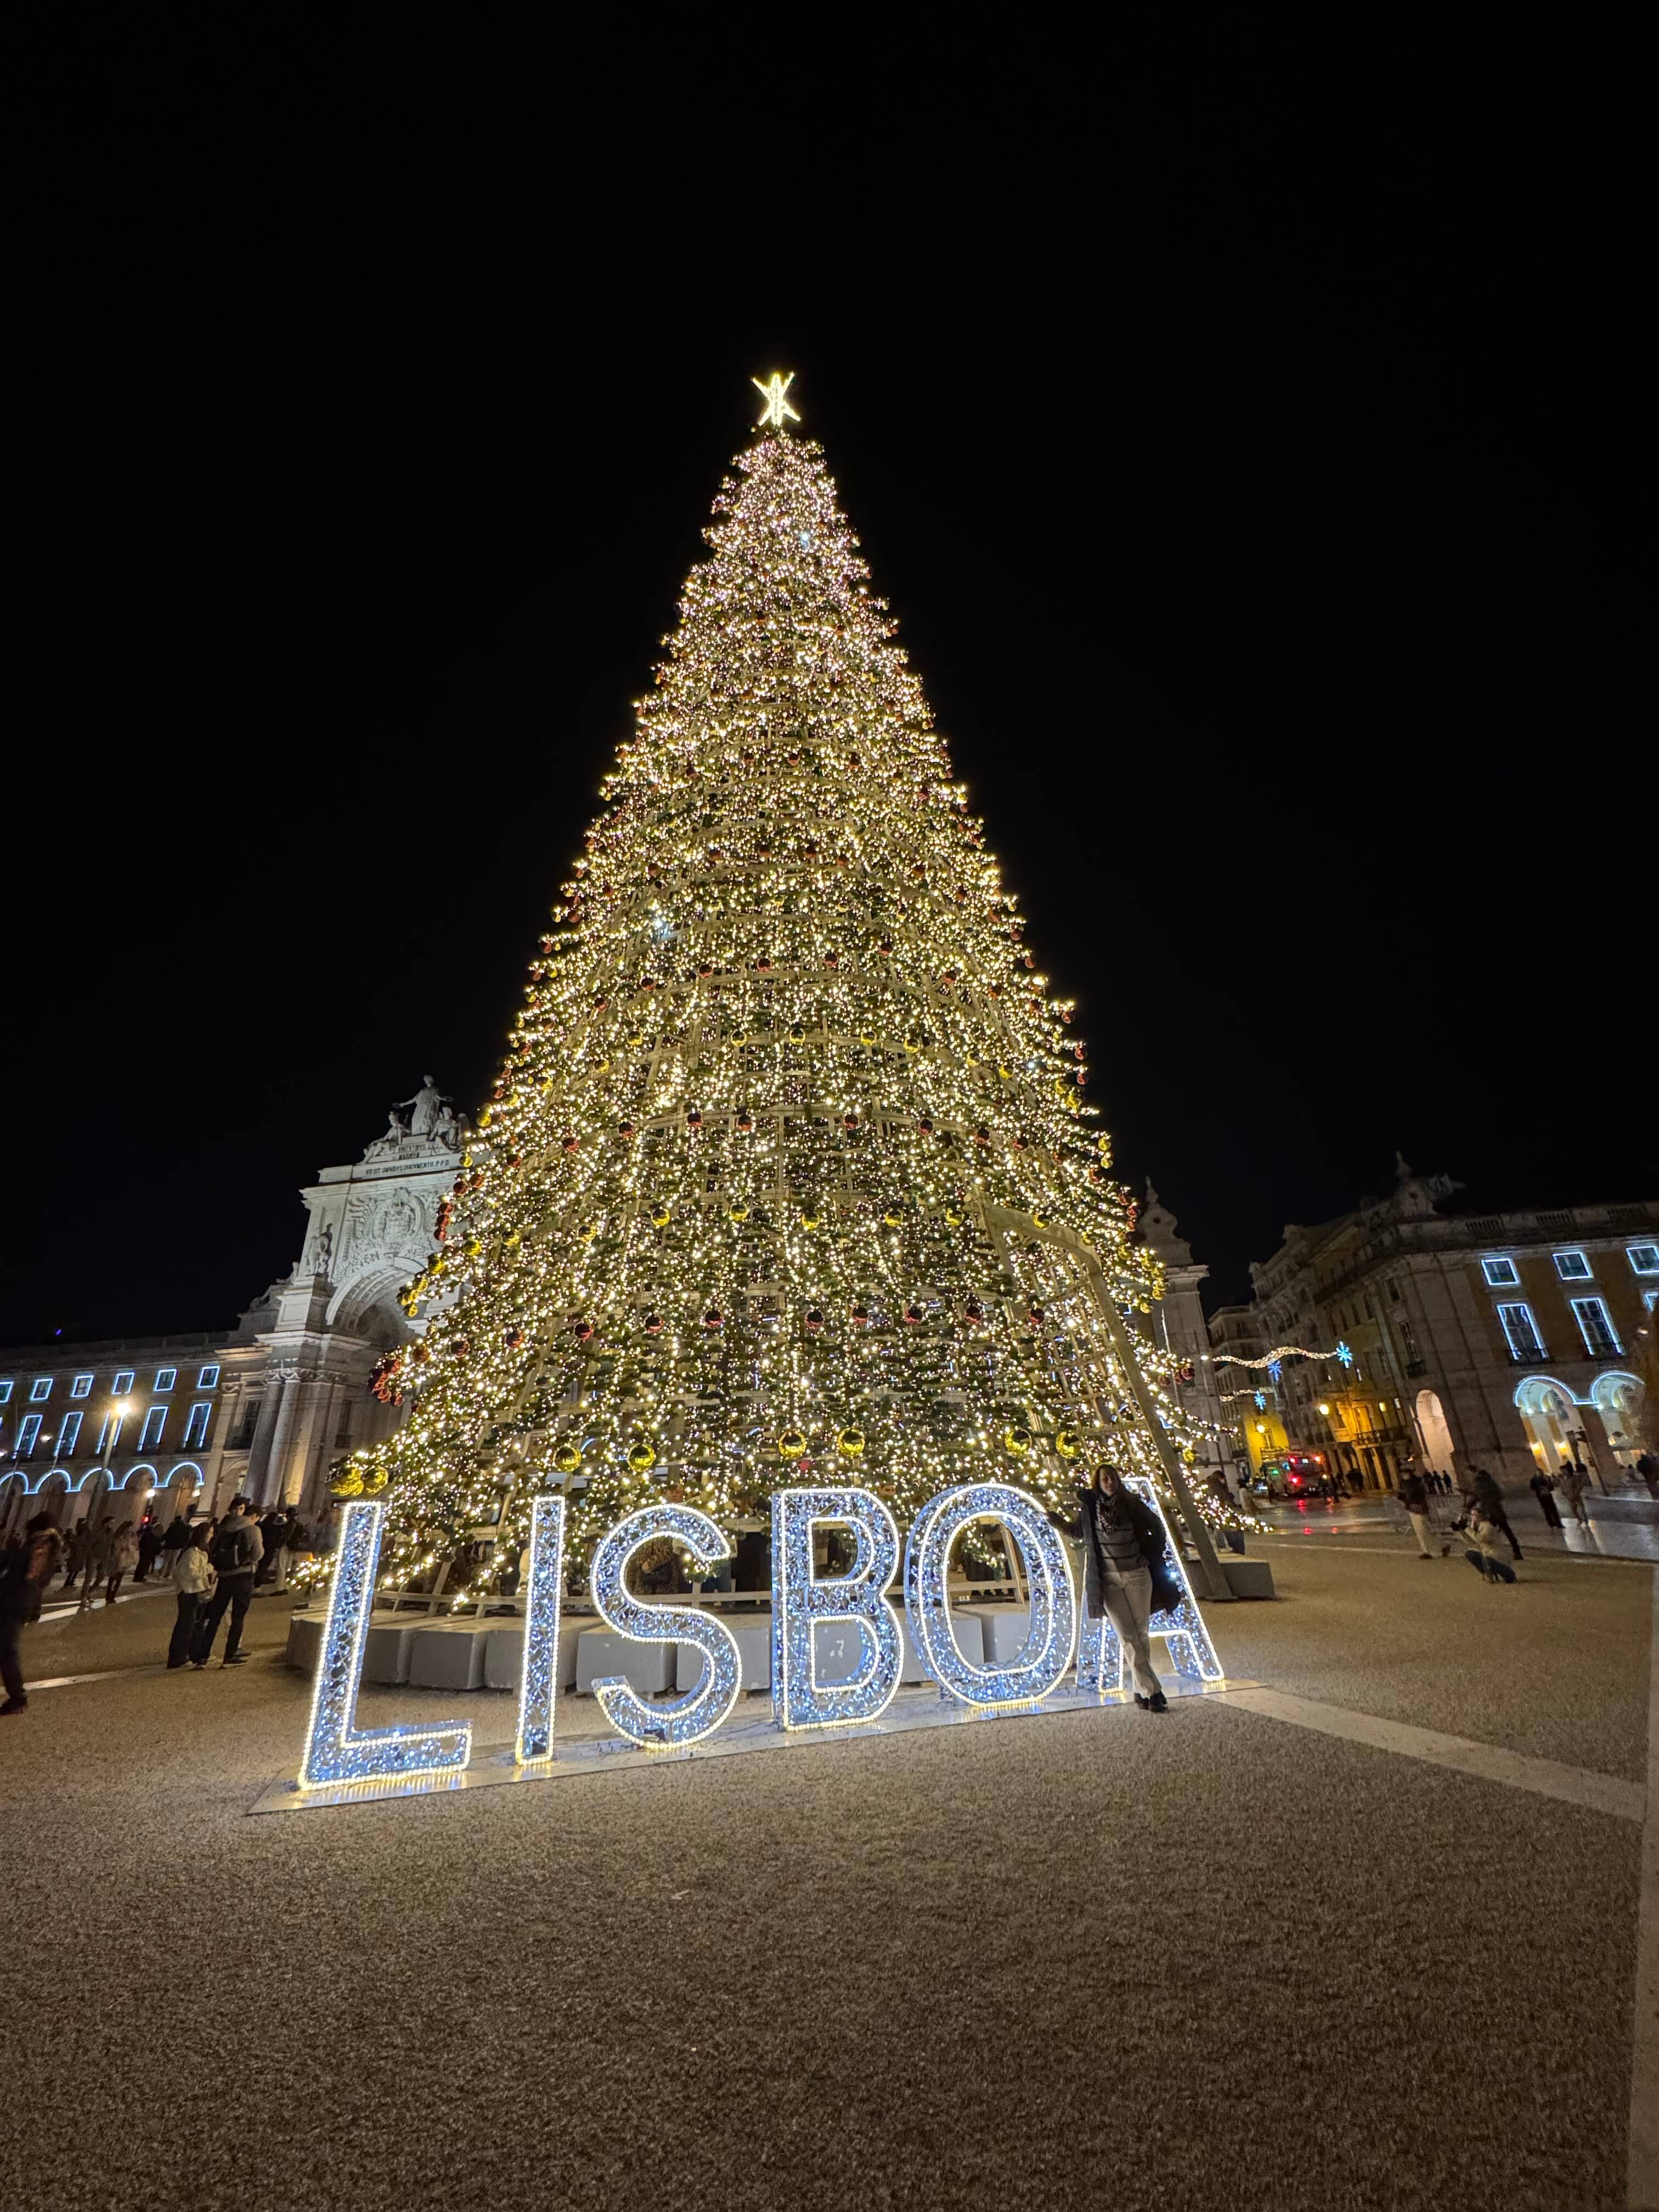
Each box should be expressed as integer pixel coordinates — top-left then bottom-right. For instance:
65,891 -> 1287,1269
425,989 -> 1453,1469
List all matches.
752,371 -> 800,429
1267,1359 -> 1283,1383
1335,1340 -> 1354,1369
1253,1391 -> 1266,1410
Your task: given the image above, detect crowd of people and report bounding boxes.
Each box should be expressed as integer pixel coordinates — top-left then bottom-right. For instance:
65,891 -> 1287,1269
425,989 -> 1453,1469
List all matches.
0,1499 -> 323,1714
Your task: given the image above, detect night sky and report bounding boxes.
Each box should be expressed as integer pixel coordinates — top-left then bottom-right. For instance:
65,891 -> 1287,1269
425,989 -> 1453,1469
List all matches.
10,9 -> 1652,1345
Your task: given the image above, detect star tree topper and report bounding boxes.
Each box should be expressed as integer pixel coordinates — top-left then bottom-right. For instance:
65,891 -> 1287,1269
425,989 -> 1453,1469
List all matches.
752,370 -> 801,429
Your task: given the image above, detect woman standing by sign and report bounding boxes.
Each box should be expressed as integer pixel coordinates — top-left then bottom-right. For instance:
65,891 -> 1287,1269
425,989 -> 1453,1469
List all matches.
1058,1465 -> 1171,1713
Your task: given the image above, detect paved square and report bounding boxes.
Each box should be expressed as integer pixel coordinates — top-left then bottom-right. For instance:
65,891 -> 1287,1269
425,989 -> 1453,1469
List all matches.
4,1532 -> 1653,2211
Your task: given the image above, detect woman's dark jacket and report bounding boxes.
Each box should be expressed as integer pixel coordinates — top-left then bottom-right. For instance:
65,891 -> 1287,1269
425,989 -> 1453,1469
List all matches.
1053,1485 -> 1173,1614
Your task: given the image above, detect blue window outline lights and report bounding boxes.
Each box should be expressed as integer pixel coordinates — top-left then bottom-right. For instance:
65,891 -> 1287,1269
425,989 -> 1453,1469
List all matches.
1553,1250 -> 1592,1281
1497,1302 -> 1546,1361
1572,1297 -> 1622,1359
113,1369 -> 135,1396
15,1413 -> 43,1459
197,1364 -> 221,1389
1629,1244 -> 1659,1277
154,1367 -> 177,1392
1481,1256 -> 1519,1288
138,1406 -> 167,1451
55,1411 -> 83,1457
97,1409 -> 126,1453
71,1373 -> 93,1399
182,1401 -> 211,1449
29,1378 -> 53,1402
0,1381 -> 12,1404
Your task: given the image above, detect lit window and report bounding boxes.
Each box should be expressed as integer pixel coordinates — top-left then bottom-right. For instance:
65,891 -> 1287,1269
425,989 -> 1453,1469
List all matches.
0,1382 -> 11,1404
1553,1250 -> 1592,1281
29,1378 -> 53,1402
138,1406 -> 167,1451
182,1401 -> 211,1448
1481,1256 -> 1519,1287
55,1411 -> 83,1456
71,1373 -> 93,1399
1497,1303 -> 1546,1361
14,1413 -> 43,1459
198,1364 -> 221,1389
1572,1297 -> 1622,1359
1629,1244 -> 1659,1277
96,1410 -> 126,1453
154,1368 -> 177,1392
113,1370 -> 134,1395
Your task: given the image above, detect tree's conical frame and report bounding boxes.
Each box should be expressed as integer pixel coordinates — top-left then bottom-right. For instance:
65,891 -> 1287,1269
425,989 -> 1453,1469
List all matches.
347,396 -> 1226,1601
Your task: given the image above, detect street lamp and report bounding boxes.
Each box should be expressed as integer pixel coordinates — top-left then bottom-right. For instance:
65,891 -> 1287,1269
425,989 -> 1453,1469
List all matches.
99,1396 -> 131,1500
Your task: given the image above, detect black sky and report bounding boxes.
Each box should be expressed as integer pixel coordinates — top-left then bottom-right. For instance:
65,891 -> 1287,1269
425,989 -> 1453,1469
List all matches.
9,5 -> 1653,1343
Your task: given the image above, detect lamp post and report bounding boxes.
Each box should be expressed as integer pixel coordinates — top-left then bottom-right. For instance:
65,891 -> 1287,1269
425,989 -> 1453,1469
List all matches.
97,1396 -> 130,1512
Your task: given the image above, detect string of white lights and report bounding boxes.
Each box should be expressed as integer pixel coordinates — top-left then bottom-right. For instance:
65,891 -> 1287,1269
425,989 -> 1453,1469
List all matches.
300,1499 -> 472,1790
903,1481 -> 1075,1709
1074,1478 -> 1223,1697
771,1486 -> 903,1730
588,1504 -> 742,1750
514,1491 -> 566,1765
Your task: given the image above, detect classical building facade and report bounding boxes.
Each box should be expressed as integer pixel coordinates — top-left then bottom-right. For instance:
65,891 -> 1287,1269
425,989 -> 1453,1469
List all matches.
1,1080 -> 467,1538
1246,1158 -> 1657,1493
1132,1185 -> 1233,1492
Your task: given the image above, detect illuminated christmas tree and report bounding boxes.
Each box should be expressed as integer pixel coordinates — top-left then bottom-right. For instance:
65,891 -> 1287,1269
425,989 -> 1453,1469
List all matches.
349,374 -> 1234,1601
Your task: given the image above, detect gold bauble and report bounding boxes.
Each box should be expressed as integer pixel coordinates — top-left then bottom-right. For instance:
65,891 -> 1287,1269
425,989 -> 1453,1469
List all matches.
837,1427 -> 866,1460
1056,1426 -> 1083,1459
554,1442 -> 583,1476
628,1441 -> 657,1474
777,1429 -> 808,1460
1003,1425 -> 1032,1457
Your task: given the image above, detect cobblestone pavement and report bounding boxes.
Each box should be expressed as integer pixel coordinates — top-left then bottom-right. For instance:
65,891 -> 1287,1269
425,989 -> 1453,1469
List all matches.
2,1542 -> 1652,2212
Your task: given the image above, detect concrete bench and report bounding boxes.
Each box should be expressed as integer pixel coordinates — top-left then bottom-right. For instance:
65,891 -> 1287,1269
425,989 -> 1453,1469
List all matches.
361,1618 -> 422,1685
955,1604 -> 1034,1666
483,1618 -> 590,1695
575,1627 -> 674,1697
675,1618 -> 772,1696
408,1621 -> 490,1691
284,1610 -> 328,1675
806,1611 -> 984,1686
1221,1555 -> 1275,1599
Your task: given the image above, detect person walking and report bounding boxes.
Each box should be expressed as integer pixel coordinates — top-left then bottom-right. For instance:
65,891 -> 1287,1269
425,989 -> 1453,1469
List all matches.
256,1509 -> 288,1589
1055,1463 -> 1171,1712
104,1521 -> 139,1605
60,1515 -> 93,1593
77,1517 -> 115,1613
1398,1467 -> 1437,1558
1528,1469 -> 1564,1531
160,1512 -> 194,1571
134,1516 -> 165,1583
1469,1467 -> 1522,1561
1557,1460 -> 1590,1526
167,1526 -> 216,1669
1,1515 -> 65,1713
190,1500 -> 263,1668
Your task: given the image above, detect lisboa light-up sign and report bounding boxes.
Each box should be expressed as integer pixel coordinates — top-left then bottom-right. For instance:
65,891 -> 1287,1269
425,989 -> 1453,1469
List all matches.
299,1480 -> 1222,1793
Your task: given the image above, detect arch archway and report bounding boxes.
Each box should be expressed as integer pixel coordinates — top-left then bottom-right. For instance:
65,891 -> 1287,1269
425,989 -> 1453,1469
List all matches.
1590,1373 -> 1645,1468
1414,1389 -> 1455,1474
327,1264 -> 421,1347
0,1470 -> 29,1541
1515,1377 -> 1579,1469
35,1470 -> 72,1528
